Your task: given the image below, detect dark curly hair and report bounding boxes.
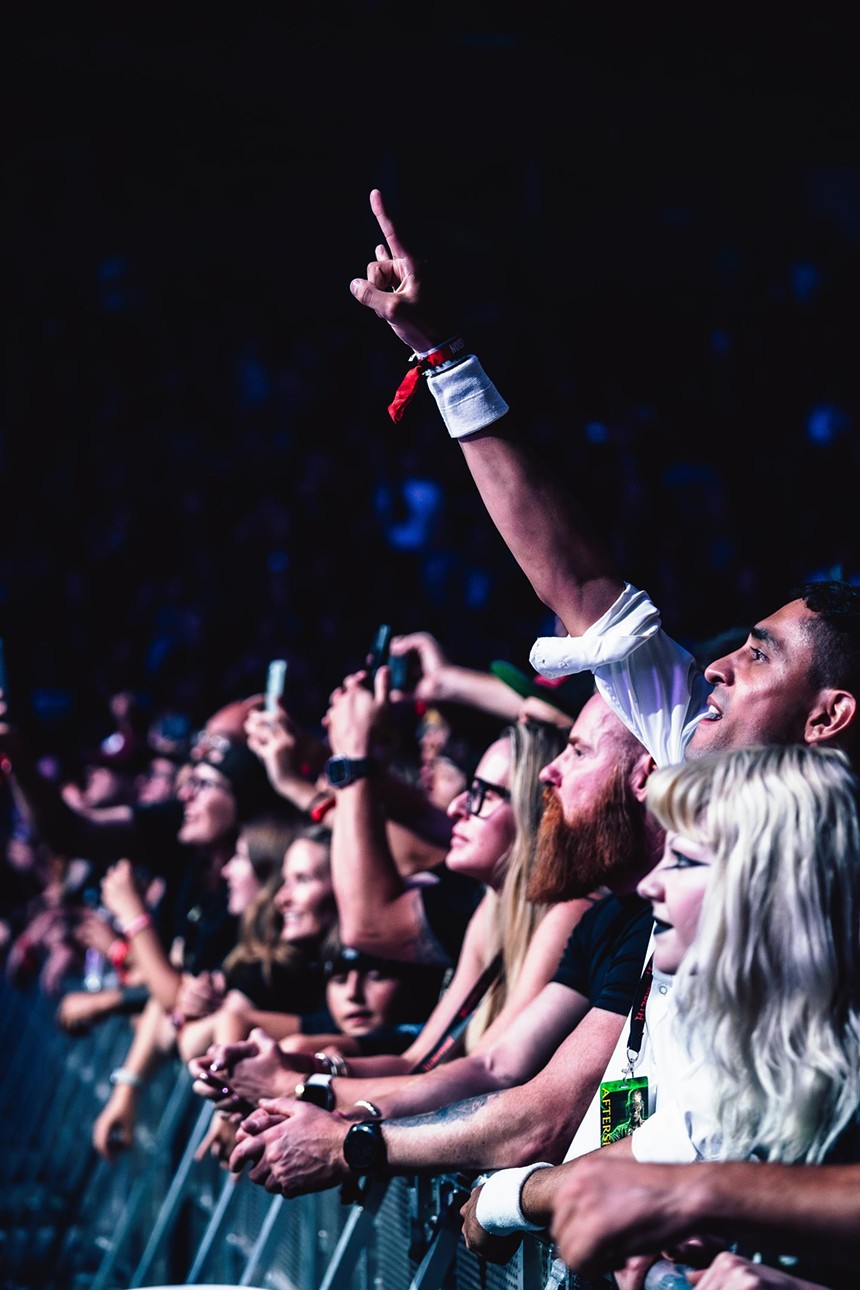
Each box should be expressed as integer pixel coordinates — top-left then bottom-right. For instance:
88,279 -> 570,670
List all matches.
794,581 -> 860,698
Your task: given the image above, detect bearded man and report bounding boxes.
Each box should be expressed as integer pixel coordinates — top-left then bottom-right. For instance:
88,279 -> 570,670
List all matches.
224,694 -> 662,1196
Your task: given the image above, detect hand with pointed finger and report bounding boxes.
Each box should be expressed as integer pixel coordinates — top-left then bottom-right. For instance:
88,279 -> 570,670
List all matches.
349,189 -> 451,353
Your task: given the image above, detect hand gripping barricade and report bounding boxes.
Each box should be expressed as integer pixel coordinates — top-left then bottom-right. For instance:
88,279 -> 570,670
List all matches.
0,976 -> 610,1290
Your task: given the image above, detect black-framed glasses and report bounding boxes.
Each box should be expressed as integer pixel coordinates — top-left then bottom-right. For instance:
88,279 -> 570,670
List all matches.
466,777 -> 511,817
182,772 -> 231,797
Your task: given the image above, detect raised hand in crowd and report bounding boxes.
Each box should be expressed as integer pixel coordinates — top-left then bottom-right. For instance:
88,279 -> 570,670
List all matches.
389,631 -> 522,722
100,858 -> 147,931
349,189 -> 450,354
244,701 -> 327,814
324,667 -> 389,763
76,905 -> 118,958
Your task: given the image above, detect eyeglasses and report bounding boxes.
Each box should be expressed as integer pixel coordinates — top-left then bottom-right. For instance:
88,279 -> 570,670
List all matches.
191,731 -> 233,759
466,777 -> 511,817
183,772 -> 231,797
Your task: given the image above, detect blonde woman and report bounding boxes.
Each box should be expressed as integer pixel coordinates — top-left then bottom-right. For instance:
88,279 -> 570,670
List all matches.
467,745 -> 860,1290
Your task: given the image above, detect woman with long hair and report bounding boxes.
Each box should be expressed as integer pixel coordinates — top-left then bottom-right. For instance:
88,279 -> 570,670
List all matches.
636,742 -> 860,1166
464,744 -> 860,1288
180,823 -> 341,1060
190,714 -> 592,1110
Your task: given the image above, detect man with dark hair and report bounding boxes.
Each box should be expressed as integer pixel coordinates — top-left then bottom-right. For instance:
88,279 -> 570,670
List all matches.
348,191 -> 859,769
797,580 -> 860,700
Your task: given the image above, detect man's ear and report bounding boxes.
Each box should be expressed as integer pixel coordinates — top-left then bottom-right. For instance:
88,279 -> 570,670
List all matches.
805,689 -> 857,746
629,752 -> 657,802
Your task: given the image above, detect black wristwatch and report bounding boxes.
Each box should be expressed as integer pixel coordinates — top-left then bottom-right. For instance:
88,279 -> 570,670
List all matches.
324,755 -> 377,789
295,1073 -> 335,1111
343,1119 -> 388,1174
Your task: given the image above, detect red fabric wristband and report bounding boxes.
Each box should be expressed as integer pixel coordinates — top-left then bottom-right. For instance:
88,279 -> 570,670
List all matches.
388,337 -> 466,423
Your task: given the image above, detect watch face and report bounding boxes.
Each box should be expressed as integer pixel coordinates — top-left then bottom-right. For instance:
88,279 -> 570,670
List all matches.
325,756 -> 352,788
297,1078 -> 334,1111
344,1121 -> 383,1173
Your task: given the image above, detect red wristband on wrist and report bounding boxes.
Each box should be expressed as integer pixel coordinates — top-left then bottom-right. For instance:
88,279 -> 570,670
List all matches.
108,938 -> 130,968
388,337 -> 466,423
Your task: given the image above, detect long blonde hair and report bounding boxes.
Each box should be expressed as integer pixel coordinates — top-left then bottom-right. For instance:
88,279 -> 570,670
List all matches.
647,744 -> 860,1163
466,719 -> 567,1045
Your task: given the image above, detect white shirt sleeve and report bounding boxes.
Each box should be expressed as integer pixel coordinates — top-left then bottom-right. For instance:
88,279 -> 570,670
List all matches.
529,584 -> 711,767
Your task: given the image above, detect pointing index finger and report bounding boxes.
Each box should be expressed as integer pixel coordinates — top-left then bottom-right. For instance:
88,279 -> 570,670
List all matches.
370,189 -> 410,261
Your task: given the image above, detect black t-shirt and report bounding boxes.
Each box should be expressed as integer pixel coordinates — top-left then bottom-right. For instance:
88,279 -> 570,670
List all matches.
130,799 -> 186,874
130,800 -> 238,974
226,956 -> 329,1018
552,893 -> 652,1015
417,865 -> 484,967
168,865 -> 238,975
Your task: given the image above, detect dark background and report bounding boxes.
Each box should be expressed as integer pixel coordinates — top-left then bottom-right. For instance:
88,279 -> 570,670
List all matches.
3,8 -> 859,758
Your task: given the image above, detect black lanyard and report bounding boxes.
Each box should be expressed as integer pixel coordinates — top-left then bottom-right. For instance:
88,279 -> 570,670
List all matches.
626,954 -> 653,1065
412,951 -> 503,1073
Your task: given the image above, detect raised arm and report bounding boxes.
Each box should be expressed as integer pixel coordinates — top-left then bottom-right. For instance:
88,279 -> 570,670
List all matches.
0,702 -> 137,861
100,860 -> 182,1010
389,631 -> 522,721
349,190 -> 624,637
326,669 -> 449,961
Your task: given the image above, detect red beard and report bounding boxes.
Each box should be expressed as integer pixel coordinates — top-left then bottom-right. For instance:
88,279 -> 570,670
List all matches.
527,772 -> 647,903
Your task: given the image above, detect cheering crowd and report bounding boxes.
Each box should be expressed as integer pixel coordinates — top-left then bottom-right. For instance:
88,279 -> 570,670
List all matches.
2,189 -> 860,1290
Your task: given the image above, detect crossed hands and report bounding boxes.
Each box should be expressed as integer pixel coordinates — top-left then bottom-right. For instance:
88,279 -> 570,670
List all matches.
189,1026 -> 312,1110
229,1096 -> 349,1197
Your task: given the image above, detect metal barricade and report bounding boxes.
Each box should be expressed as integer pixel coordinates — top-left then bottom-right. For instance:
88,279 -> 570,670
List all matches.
0,977 -> 596,1290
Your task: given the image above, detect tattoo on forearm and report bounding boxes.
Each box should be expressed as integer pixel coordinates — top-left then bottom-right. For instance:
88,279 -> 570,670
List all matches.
394,1091 -> 501,1132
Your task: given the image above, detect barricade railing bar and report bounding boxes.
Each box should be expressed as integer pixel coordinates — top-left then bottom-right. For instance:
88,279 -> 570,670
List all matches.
0,978 -> 609,1290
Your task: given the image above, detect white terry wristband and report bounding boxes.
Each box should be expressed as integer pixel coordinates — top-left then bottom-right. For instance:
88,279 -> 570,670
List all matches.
474,1162 -> 553,1235
425,355 -> 509,439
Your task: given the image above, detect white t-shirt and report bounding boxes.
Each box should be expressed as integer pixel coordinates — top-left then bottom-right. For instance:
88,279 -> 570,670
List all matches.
630,993 -> 723,1164
564,950 -> 673,1162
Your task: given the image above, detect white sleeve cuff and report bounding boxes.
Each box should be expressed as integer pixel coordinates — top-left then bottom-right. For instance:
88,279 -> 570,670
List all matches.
529,583 -> 663,678
425,355 -> 509,439
474,1162 -> 553,1235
